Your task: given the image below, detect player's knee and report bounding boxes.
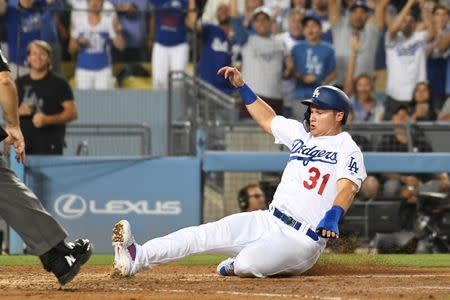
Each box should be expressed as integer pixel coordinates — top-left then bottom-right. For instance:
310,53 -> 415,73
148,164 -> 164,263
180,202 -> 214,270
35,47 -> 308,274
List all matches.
234,259 -> 264,278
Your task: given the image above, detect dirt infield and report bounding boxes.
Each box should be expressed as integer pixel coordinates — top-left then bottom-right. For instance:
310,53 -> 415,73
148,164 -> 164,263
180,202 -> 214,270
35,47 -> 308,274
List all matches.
0,264 -> 449,300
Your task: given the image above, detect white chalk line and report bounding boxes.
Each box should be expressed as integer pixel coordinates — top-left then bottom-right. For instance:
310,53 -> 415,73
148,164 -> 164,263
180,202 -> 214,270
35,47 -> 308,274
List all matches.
158,289 -> 341,299
176,273 -> 450,279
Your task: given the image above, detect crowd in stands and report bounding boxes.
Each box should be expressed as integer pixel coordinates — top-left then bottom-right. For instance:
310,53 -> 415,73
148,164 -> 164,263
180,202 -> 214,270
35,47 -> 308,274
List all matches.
0,0 -> 449,235
0,0 -> 448,120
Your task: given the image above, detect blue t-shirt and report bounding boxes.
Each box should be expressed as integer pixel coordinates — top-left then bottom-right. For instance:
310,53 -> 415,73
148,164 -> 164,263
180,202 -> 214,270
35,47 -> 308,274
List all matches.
5,2 -> 45,65
150,0 -> 188,46
291,41 -> 336,100
74,25 -> 114,70
110,0 -> 149,47
197,24 -> 235,94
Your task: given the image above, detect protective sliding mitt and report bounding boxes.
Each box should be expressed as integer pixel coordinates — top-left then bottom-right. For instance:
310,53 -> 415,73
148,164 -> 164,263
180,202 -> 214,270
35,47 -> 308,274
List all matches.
316,205 -> 344,238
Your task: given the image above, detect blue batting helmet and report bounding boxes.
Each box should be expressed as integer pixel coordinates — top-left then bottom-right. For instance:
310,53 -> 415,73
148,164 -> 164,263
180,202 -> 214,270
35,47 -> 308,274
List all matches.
301,85 -> 352,127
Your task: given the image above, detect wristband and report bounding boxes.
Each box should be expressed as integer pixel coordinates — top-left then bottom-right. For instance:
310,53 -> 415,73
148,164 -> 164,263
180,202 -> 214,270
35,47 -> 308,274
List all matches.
238,84 -> 257,105
316,205 -> 345,237
327,205 -> 345,223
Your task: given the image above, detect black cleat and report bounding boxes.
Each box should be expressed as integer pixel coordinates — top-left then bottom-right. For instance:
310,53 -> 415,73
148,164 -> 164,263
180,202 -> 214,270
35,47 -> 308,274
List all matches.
40,239 -> 93,285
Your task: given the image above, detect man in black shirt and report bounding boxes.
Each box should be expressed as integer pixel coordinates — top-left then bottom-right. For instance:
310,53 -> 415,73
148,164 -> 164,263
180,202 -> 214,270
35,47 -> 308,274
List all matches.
0,46 -> 91,285
17,40 -> 77,154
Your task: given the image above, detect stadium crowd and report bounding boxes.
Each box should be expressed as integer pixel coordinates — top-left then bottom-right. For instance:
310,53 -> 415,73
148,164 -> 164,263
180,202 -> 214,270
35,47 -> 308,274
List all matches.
0,0 -> 448,119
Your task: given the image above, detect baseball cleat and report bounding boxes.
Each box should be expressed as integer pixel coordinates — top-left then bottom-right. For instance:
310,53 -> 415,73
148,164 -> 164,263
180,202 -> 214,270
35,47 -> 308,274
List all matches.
112,220 -> 137,276
40,238 -> 93,285
216,257 -> 235,276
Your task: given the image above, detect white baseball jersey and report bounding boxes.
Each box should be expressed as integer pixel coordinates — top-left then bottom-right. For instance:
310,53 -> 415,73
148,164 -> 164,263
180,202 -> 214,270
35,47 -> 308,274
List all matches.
130,115 -> 367,278
270,116 -> 367,228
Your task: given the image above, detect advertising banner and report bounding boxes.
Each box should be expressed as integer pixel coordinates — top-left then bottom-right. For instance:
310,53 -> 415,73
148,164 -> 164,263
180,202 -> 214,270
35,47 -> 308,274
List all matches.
25,156 -> 201,253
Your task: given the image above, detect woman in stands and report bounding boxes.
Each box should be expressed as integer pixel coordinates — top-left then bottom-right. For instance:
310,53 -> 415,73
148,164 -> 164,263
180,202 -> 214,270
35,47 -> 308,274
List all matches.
343,34 -> 383,123
69,0 -> 125,90
410,82 -> 437,121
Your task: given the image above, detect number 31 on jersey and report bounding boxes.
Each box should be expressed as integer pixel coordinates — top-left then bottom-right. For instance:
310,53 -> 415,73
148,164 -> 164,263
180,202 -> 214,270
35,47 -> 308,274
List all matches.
303,167 -> 330,195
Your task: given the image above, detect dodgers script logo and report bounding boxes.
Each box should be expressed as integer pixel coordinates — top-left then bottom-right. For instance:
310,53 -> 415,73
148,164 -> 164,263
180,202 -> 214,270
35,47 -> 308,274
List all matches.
289,139 -> 338,166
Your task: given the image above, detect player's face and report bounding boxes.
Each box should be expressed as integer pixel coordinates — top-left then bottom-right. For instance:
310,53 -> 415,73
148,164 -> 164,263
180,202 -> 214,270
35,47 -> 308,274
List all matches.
303,20 -> 321,42
246,187 -> 266,212
309,106 -> 343,136
252,14 -> 272,36
27,44 -> 50,72
350,7 -> 369,30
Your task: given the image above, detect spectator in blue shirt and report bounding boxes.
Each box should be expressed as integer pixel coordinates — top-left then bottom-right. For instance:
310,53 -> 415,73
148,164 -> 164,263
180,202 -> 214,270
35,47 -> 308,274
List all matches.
187,0 -> 238,94
110,0 -> 151,62
149,0 -> 195,89
0,0 -> 47,77
291,16 -> 336,100
305,0 -> 332,43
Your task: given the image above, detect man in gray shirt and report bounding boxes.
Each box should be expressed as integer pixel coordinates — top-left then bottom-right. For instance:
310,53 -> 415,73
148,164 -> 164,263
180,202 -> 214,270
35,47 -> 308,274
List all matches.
328,0 -> 389,87
231,1 -> 286,117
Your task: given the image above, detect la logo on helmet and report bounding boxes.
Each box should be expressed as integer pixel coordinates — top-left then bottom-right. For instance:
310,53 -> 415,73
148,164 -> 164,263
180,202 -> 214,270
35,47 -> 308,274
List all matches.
312,88 -> 320,98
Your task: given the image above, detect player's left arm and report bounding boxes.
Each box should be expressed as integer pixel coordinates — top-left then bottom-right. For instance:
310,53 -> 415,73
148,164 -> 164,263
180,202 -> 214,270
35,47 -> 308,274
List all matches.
218,66 -> 276,134
316,179 -> 359,238
316,150 -> 366,239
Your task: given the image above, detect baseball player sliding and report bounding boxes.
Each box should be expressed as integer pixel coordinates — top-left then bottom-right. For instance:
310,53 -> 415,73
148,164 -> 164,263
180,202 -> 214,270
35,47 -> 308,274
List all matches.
112,66 -> 367,277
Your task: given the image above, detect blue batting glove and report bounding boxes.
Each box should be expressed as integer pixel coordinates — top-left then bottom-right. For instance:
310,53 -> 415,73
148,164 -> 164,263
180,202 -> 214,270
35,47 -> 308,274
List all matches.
316,205 -> 345,238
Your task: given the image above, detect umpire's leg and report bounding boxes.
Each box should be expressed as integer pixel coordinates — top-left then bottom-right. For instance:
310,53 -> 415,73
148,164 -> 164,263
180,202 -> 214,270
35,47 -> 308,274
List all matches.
0,157 -> 67,255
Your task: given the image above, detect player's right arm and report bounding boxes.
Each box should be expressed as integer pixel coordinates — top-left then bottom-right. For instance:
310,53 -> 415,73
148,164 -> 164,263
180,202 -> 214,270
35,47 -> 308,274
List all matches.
218,66 -> 276,135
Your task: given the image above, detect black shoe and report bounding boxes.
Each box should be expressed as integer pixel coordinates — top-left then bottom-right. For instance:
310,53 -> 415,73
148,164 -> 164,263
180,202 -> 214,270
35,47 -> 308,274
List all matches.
40,239 -> 93,285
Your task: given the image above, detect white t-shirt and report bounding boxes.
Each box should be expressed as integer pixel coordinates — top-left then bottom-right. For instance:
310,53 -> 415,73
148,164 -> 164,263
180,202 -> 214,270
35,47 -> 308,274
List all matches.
241,35 -> 285,99
70,0 -> 116,30
385,31 -> 427,101
270,116 -> 367,228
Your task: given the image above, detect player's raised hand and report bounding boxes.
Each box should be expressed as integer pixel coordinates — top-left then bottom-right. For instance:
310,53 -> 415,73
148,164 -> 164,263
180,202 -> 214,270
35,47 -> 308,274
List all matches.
217,67 -> 245,88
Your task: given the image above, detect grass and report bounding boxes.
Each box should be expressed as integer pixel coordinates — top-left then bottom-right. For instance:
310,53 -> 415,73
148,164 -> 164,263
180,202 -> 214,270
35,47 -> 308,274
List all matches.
0,253 -> 449,268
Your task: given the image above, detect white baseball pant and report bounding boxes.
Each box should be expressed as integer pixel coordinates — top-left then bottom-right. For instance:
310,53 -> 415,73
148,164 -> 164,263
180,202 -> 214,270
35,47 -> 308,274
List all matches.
132,208 -> 326,277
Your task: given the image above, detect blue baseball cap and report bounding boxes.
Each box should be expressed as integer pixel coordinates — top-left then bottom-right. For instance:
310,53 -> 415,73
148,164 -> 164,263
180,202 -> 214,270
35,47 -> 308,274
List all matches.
301,15 -> 322,28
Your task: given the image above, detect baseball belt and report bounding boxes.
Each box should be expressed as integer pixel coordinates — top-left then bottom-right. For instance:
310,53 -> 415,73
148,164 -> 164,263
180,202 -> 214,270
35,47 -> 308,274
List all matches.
272,207 -> 319,241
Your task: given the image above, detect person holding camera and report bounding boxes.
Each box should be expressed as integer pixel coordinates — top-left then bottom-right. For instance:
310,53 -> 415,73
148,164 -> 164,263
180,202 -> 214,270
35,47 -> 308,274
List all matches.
17,40 -> 78,155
